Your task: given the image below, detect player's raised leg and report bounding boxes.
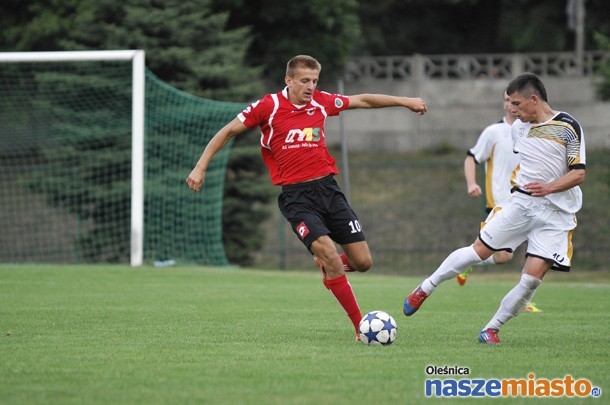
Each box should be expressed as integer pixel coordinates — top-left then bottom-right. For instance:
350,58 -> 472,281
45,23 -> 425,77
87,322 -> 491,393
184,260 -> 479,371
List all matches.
457,249 -> 511,285
404,241 -> 491,316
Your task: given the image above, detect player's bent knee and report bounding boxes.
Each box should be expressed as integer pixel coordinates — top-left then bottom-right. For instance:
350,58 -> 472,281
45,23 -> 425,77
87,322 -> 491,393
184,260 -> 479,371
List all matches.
494,251 -> 513,264
353,256 -> 373,272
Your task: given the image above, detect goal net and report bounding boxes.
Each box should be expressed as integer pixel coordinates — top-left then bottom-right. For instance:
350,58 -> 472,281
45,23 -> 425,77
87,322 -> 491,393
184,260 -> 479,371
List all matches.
0,51 -> 244,266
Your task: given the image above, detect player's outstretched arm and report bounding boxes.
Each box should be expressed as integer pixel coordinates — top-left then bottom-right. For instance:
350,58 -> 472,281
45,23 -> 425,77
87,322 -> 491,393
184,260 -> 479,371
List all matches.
347,94 -> 428,115
186,117 -> 248,193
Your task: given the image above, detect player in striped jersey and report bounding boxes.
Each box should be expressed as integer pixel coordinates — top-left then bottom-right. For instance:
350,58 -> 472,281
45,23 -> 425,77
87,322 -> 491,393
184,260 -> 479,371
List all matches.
403,73 -> 585,344
187,55 -> 428,340
456,91 -> 543,312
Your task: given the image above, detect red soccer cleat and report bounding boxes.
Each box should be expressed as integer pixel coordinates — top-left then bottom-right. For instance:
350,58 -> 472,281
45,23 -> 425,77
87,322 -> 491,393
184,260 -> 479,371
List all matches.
479,328 -> 501,345
403,285 -> 429,316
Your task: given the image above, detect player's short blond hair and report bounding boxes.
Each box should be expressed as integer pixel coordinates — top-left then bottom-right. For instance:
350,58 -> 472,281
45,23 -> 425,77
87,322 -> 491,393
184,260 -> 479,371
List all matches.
286,55 -> 321,78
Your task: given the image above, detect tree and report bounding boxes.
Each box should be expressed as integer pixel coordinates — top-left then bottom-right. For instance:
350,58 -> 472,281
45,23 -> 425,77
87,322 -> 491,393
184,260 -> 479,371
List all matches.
221,137 -> 275,266
356,0 -> 610,56
358,0 -> 505,55
61,0 -> 275,265
0,0 -> 89,51
210,0 -> 362,86
3,0 -> 273,265
59,0 -> 262,101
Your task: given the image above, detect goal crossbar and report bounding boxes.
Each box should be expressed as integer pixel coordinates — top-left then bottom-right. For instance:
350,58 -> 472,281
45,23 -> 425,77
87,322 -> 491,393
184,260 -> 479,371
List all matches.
0,50 -> 146,266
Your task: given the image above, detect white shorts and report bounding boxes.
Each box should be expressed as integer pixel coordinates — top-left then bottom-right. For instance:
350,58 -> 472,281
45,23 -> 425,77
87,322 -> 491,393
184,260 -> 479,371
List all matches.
479,193 -> 577,271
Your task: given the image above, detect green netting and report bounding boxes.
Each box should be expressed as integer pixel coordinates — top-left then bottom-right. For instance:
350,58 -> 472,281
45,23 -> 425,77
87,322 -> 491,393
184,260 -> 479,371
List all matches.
0,60 -> 244,265
144,71 -> 246,265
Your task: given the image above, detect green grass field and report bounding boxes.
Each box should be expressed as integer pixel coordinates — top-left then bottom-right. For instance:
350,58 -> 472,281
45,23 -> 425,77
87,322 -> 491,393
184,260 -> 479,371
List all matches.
1,265 -> 608,404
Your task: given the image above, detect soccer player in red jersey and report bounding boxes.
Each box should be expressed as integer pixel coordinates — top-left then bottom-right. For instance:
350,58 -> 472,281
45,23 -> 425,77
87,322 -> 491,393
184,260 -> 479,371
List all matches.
187,55 -> 428,340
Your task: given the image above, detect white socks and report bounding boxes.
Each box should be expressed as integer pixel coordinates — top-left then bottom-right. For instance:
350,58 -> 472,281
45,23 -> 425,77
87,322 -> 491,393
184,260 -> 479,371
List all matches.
484,273 -> 542,331
417,246 -> 544,333
421,245 -> 482,294
474,255 -> 496,266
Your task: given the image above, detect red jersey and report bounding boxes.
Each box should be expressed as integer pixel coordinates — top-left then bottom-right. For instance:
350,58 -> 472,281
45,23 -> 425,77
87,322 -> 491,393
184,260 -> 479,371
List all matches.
237,87 -> 350,185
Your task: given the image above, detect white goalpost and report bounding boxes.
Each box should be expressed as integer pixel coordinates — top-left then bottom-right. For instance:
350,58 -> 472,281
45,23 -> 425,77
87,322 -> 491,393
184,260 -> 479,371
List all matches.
0,50 -> 146,266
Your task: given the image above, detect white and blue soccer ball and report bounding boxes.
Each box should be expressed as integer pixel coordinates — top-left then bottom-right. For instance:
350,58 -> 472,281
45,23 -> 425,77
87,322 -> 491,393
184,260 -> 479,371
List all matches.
358,310 -> 397,346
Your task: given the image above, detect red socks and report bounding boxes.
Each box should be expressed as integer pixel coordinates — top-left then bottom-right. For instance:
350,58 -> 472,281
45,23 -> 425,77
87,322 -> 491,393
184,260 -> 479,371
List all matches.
339,253 -> 356,272
316,254 -> 361,332
325,274 -> 362,332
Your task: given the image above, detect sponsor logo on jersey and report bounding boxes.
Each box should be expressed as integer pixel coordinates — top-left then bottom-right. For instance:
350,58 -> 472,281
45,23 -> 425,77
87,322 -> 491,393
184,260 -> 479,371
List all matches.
285,127 -> 322,143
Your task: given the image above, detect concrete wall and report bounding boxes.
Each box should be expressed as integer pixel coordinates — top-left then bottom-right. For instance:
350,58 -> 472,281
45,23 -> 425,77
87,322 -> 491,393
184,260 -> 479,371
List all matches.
325,77 -> 610,151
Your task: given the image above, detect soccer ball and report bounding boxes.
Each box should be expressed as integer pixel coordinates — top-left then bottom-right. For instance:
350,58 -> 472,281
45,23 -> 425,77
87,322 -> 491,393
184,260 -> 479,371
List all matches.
358,310 -> 397,346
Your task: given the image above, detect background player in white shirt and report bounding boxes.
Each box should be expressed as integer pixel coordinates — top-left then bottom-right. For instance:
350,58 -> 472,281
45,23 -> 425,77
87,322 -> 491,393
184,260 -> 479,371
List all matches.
457,92 -> 519,285
403,73 -> 586,344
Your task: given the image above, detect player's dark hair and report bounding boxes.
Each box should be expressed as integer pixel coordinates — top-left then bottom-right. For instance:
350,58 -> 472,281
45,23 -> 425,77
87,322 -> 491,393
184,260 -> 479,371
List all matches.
286,55 -> 321,77
506,72 -> 548,102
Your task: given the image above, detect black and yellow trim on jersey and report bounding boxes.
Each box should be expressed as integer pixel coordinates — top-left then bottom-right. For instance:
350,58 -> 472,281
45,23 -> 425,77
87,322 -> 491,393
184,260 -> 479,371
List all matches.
528,112 -> 585,168
485,145 -> 497,209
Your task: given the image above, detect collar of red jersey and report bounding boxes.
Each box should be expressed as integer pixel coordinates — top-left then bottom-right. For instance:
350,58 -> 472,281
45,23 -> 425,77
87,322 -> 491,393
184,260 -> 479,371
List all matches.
282,87 -> 308,109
